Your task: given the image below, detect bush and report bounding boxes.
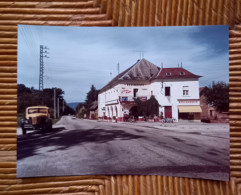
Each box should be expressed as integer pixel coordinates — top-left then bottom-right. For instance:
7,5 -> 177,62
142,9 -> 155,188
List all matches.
134,95 -> 159,118
77,106 -> 87,119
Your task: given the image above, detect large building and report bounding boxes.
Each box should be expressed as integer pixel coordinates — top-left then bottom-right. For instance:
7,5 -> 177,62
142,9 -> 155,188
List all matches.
98,59 -> 202,122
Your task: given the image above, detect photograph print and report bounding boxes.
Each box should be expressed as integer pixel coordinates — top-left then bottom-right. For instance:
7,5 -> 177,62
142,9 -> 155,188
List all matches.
17,25 -> 229,181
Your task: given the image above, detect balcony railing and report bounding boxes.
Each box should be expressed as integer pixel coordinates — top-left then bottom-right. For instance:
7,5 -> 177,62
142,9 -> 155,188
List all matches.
119,96 -> 150,102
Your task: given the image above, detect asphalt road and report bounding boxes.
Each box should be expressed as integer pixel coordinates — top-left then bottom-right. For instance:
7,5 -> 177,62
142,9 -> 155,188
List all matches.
17,116 -> 229,181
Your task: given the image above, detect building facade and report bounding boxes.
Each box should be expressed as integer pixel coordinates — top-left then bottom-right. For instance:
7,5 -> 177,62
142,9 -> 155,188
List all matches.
98,59 -> 202,122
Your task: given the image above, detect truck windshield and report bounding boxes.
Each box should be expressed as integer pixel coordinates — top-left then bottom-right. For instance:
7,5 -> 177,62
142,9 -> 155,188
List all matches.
28,108 -> 48,114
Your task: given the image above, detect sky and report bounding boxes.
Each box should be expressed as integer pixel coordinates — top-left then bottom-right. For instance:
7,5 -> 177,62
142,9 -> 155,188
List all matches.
17,25 -> 229,103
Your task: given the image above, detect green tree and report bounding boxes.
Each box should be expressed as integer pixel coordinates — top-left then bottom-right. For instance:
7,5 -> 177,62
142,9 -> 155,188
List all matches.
77,106 -> 87,118
76,102 -> 84,113
134,95 -> 159,117
203,81 -> 229,112
17,84 -> 69,116
84,85 -> 99,111
63,102 -> 75,115
147,96 -> 160,117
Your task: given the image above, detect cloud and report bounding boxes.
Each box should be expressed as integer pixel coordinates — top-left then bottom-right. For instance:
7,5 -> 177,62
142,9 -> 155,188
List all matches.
18,25 -> 229,102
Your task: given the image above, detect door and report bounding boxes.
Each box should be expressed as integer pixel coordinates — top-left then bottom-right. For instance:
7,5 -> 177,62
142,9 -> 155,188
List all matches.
165,106 -> 172,118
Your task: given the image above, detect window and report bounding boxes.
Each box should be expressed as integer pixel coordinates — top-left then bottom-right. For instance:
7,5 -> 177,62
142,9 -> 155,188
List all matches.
183,86 -> 189,96
180,72 -> 185,75
165,87 -> 170,96
166,72 -> 171,76
134,88 -> 138,97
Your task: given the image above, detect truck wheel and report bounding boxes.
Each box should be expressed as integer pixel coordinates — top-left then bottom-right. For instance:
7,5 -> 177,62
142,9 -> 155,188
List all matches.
22,127 -> 26,135
48,123 -> 52,131
47,120 -> 52,131
42,125 -> 47,132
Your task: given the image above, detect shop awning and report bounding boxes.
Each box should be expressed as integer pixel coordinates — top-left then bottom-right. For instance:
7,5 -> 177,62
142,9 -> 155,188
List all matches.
178,106 -> 202,113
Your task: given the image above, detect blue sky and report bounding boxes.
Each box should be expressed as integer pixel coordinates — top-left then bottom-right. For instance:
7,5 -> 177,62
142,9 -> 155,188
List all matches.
18,25 -> 229,103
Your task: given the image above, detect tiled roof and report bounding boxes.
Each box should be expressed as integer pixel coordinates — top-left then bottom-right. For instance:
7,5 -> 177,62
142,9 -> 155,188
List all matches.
100,58 -> 160,92
90,100 -> 98,110
120,58 -> 160,80
154,67 -> 202,80
100,59 -> 201,93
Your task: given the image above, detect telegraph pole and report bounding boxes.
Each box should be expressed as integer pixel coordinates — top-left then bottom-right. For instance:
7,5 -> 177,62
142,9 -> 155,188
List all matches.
39,45 -> 49,91
54,88 -> 56,119
57,98 -> 59,118
63,100 -> 65,113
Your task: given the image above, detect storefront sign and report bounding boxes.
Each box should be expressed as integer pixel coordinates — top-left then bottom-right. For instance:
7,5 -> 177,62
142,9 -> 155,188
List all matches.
122,97 -> 128,101
139,96 -> 147,101
121,89 -> 131,94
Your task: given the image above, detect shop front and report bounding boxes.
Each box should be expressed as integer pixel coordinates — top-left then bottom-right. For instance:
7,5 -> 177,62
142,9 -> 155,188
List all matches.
178,105 -> 202,121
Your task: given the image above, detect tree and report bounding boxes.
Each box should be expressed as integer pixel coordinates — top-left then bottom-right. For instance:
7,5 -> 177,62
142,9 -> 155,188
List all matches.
77,106 -> 87,119
134,95 -> 160,117
84,85 -> 99,111
203,81 -> 229,112
17,84 -> 67,117
147,96 -> 160,117
76,102 -> 84,113
63,104 -> 75,115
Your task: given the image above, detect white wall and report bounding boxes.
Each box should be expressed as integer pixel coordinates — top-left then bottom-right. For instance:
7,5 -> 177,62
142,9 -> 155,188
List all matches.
151,79 -> 200,121
98,92 -> 106,117
98,79 -> 200,121
118,83 -> 151,97
98,82 -> 152,118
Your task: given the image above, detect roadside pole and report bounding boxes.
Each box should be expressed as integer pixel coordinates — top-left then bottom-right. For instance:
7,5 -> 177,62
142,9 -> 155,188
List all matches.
63,100 -> 65,113
57,98 -> 59,118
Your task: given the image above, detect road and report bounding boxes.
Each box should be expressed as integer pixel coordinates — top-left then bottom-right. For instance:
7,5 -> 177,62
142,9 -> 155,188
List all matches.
17,116 -> 229,181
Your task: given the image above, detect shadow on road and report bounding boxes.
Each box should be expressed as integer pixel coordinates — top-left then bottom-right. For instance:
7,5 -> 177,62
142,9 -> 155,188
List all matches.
17,127 -> 143,160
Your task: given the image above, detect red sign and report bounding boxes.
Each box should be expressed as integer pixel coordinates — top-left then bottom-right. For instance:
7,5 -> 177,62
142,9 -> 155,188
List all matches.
121,89 -> 131,94
139,96 -> 147,101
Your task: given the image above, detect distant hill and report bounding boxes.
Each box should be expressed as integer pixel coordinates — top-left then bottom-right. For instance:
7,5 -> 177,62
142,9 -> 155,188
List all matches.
67,102 -> 83,110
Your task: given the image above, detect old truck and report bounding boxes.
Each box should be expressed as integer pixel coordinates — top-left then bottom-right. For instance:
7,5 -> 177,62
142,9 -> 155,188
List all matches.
21,106 -> 52,135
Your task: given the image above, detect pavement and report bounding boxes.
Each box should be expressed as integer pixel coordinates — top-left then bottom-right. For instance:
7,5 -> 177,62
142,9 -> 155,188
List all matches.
17,116 -> 230,181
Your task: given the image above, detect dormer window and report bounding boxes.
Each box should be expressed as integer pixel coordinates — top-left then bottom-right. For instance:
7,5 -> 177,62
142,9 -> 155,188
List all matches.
166,72 -> 171,76
180,72 -> 185,75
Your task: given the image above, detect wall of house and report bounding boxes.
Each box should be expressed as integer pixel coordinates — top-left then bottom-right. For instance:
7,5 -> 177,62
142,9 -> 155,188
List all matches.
98,84 -> 120,118
118,83 -> 151,98
99,79 -> 200,121
151,79 -> 200,121
98,82 -> 152,119
98,92 -> 106,118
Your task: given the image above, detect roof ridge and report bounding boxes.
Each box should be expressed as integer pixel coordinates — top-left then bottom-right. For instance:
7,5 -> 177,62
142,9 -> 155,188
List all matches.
119,59 -> 142,79
162,67 -> 183,69
155,68 -> 162,78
